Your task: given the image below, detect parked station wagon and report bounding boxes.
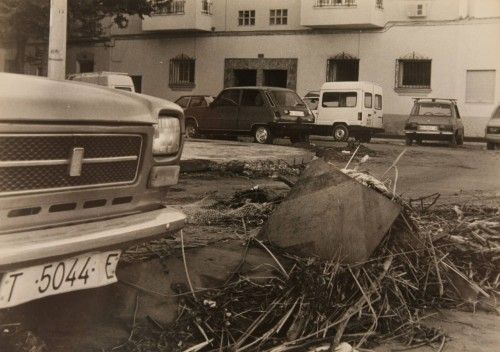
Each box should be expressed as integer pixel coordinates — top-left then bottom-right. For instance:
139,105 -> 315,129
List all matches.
184,87 -> 315,144
0,73 -> 186,308
404,98 -> 464,147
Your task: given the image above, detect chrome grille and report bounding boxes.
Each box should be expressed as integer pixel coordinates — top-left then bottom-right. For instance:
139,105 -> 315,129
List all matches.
0,134 -> 142,195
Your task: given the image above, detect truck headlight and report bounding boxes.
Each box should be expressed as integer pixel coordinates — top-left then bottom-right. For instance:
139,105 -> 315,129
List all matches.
153,117 -> 181,155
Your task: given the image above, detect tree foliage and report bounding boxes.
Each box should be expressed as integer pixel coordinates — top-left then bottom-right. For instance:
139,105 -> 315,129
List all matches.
0,0 -> 164,72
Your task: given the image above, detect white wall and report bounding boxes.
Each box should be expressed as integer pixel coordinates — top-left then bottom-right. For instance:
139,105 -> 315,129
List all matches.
99,18 -> 500,137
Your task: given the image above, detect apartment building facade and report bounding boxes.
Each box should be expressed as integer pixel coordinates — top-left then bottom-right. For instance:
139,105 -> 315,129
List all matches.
2,0 -> 499,137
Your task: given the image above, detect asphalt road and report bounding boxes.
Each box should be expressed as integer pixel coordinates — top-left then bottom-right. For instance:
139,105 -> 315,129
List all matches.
312,137 -> 500,204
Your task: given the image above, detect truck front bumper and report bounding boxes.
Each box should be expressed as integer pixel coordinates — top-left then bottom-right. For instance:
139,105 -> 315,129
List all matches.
0,207 -> 186,272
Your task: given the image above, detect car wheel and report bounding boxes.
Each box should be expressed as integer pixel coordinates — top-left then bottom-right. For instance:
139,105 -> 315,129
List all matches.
449,132 -> 458,147
486,142 -> 495,150
416,138 -> 422,145
333,125 -> 349,142
185,121 -> 198,138
254,126 -> 273,144
457,132 -> 464,146
405,136 -> 413,146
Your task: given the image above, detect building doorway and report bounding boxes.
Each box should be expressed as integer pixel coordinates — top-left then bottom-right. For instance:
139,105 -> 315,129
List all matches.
77,59 -> 94,73
234,69 -> 257,86
225,58 -> 297,90
264,69 -> 288,88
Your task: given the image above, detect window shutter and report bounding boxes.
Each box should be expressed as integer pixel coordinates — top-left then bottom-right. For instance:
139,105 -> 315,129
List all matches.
466,70 -> 495,103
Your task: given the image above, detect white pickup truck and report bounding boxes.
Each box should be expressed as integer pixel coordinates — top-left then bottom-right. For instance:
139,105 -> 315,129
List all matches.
0,73 -> 186,308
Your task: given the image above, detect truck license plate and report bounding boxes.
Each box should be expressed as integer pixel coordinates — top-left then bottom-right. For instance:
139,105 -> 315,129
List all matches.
0,250 -> 121,309
418,125 -> 438,131
289,110 -> 305,117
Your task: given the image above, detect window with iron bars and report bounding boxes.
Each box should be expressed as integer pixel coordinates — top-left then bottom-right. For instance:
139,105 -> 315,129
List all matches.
270,9 -> 288,25
314,0 -> 357,7
395,59 -> 431,89
153,0 -> 185,15
201,0 -> 213,15
376,0 -> 383,9
238,10 -> 255,26
326,58 -> 359,82
169,55 -> 195,89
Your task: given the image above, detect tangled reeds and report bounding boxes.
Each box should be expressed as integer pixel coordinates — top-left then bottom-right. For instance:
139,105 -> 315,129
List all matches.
117,202 -> 498,352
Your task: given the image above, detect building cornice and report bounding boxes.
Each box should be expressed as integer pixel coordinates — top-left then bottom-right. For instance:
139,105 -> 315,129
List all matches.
105,16 -> 500,42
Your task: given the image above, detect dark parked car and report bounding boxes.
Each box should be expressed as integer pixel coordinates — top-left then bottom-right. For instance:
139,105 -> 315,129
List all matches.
404,98 -> 464,147
174,95 -> 214,110
184,87 -> 315,144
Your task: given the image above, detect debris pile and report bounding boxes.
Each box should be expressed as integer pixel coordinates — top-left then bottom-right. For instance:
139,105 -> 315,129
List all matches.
181,187 -> 283,227
147,205 -> 498,352
316,142 -> 379,163
118,155 -> 499,352
208,159 -> 303,178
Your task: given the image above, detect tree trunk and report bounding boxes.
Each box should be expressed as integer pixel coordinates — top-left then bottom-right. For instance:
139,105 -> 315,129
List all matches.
14,37 -> 27,74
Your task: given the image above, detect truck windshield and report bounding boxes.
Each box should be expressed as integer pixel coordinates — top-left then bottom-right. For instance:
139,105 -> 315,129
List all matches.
412,103 -> 452,116
268,91 -> 305,107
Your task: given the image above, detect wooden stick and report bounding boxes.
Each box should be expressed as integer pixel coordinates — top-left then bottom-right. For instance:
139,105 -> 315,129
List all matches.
181,229 -> 197,300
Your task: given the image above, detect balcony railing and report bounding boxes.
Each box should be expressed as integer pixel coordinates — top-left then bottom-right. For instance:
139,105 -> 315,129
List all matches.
153,0 -> 185,15
314,0 -> 357,7
201,0 -> 213,15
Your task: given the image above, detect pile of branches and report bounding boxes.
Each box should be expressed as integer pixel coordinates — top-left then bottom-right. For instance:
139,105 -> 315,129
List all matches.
181,188 -> 283,228
127,204 -> 498,352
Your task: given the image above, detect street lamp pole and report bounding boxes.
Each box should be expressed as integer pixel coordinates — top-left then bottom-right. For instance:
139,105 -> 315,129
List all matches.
47,0 -> 67,80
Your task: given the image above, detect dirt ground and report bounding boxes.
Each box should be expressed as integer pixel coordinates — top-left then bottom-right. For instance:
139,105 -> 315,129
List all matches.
0,139 -> 498,351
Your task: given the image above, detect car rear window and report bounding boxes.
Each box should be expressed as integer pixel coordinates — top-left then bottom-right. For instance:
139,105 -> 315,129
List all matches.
322,92 -> 357,108
190,96 -> 208,107
268,90 -> 305,107
412,103 -> 452,116
175,96 -> 190,108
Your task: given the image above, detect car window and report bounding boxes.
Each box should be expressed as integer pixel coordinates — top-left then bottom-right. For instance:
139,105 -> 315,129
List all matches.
412,103 -> 452,116
190,96 -> 207,107
304,97 -> 319,110
454,105 -> 461,119
375,94 -> 382,110
175,96 -> 190,108
322,92 -> 357,108
268,90 -> 305,107
364,93 -> 372,108
241,90 -> 264,106
493,106 -> 500,119
216,90 -> 240,106
115,86 -> 133,91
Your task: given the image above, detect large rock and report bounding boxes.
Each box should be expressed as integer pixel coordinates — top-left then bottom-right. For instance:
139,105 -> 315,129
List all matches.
261,159 -> 401,263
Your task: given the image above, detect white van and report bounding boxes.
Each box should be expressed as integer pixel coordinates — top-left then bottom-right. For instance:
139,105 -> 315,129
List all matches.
68,72 -> 136,92
314,81 -> 383,142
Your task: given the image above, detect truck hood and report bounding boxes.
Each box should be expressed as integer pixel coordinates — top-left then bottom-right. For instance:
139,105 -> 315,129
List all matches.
0,73 -> 182,124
